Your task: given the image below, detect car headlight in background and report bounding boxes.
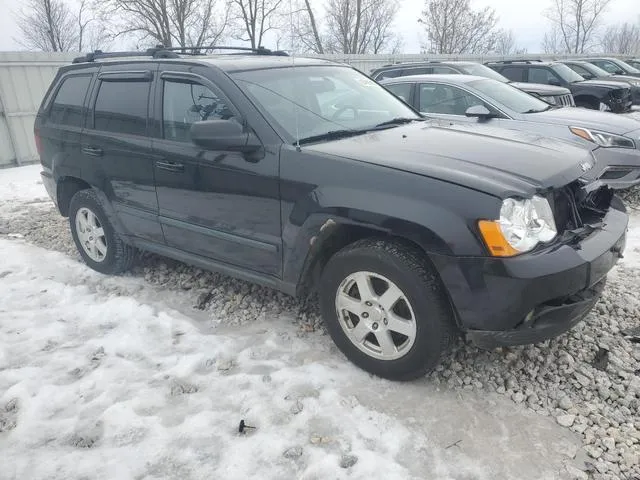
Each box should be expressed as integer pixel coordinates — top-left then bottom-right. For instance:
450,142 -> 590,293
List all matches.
478,196 -> 557,257
569,127 -> 636,149
627,79 -> 640,87
539,95 -> 558,105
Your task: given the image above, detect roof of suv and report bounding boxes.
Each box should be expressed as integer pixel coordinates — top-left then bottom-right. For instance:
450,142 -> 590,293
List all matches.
380,73 -> 485,84
68,51 -> 338,73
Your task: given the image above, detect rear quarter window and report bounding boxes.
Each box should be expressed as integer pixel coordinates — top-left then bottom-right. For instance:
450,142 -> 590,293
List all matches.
48,75 -> 92,127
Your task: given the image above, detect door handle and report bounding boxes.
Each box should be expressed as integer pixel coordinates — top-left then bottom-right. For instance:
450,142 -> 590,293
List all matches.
82,146 -> 103,156
156,161 -> 185,172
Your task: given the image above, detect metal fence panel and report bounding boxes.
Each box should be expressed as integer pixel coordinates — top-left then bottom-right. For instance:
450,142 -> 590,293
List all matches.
0,52 -> 76,167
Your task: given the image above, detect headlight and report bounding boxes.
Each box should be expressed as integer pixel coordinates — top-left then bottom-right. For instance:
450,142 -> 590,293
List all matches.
478,196 -> 557,257
628,79 -> 640,87
539,95 -> 558,105
569,127 -> 636,149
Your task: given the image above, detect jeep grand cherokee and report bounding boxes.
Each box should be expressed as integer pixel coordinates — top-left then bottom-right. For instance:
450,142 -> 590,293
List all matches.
36,46 -> 628,380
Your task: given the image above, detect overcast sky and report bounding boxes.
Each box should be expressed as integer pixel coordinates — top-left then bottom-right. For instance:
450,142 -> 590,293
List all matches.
0,0 -> 638,53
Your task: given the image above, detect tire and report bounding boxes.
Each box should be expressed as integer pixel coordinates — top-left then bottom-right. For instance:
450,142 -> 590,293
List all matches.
319,238 -> 457,381
69,189 -> 135,275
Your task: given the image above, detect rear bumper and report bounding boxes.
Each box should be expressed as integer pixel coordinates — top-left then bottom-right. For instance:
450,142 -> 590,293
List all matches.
430,205 -> 628,346
40,169 -> 58,208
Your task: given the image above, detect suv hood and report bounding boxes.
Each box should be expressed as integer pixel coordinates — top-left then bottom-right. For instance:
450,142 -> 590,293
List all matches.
304,122 -> 595,198
576,79 -> 629,89
526,107 -> 640,134
511,82 -> 570,95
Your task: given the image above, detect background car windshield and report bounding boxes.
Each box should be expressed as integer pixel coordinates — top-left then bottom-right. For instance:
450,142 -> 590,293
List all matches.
232,66 -> 420,142
583,63 -> 613,77
617,60 -> 640,74
467,78 -> 551,113
458,64 -> 510,83
552,64 -> 585,83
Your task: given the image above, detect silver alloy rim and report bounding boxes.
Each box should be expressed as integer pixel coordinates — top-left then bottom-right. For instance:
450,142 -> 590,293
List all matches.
75,207 -> 107,262
335,271 -> 417,361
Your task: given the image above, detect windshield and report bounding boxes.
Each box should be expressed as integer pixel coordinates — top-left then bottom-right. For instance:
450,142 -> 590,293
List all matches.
231,66 -> 421,143
615,59 -> 640,74
458,63 -> 510,83
552,64 -> 585,83
467,78 -> 551,114
582,63 -> 613,77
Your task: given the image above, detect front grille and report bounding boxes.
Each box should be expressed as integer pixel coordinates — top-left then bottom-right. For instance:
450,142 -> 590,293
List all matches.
557,93 -> 575,106
551,182 -> 613,235
609,88 -> 632,111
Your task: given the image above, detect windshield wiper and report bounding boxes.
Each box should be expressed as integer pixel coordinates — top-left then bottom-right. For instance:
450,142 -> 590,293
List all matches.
373,117 -> 423,129
297,129 -> 369,145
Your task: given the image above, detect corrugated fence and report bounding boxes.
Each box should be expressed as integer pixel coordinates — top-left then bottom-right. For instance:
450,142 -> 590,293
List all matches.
0,52 -> 76,167
0,51 -> 621,168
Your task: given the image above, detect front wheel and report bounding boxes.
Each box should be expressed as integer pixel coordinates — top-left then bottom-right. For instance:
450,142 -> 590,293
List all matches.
319,238 -> 457,380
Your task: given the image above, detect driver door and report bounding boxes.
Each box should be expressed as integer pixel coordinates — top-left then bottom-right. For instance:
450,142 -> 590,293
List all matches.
151,66 -> 281,276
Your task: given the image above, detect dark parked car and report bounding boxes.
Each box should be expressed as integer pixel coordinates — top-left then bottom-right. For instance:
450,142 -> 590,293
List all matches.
380,74 -> 640,189
485,59 -> 633,113
36,46 -> 628,380
369,60 -> 575,106
582,57 -> 640,78
560,60 -> 640,105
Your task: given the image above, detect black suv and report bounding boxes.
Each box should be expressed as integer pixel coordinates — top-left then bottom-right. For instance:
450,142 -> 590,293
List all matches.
559,60 -> 640,105
369,61 -> 576,106
485,59 -> 633,113
36,46 -> 628,380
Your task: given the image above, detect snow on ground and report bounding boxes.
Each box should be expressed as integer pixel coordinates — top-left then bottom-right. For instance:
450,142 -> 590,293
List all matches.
0,238 -> 580,480
1,164 -> 640,480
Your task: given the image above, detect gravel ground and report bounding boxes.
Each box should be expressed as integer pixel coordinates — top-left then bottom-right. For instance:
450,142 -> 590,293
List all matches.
2,195 -> 640,480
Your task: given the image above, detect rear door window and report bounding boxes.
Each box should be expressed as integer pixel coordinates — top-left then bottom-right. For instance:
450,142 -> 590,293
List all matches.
498,66 -> 524,82
49,75 -> 92,127
93,80 -> 150,136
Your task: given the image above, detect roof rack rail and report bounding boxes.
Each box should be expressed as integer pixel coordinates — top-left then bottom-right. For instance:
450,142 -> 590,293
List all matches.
72,44 -> 289,64
487,59 -> 544,64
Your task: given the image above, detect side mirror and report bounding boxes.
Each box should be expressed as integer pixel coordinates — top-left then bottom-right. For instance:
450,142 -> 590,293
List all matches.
465,105 -> 494,119
548,78 -> 562,86
190,119 -> 261,153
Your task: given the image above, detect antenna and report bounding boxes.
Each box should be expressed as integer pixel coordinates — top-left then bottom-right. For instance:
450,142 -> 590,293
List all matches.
289,0 -> 301,152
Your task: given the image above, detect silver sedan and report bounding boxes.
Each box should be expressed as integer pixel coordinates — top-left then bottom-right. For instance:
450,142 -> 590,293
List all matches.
380,74 -> 640,189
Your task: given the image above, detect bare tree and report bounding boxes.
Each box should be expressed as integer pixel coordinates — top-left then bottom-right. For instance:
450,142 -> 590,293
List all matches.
494,30 -> 527,55
15,0 -> 79,51
542,25 -> 566,53
418,0 -> 500,54
290,0 -> 325,53
101,0 -> 228,48
543,0 -> 613,54
229,0 -> 285,49
323,0 -> 401,54
601,22 -> 640,54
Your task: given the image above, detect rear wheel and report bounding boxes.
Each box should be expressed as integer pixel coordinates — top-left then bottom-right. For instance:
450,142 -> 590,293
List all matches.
69,189 -> 135,274
319,238 -> 457,380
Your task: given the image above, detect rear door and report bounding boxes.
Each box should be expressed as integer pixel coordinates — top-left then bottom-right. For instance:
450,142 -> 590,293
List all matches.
82,65 -> 163,244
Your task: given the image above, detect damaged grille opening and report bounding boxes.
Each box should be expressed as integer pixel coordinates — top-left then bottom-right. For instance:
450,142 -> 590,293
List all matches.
551,181 -> 613,243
